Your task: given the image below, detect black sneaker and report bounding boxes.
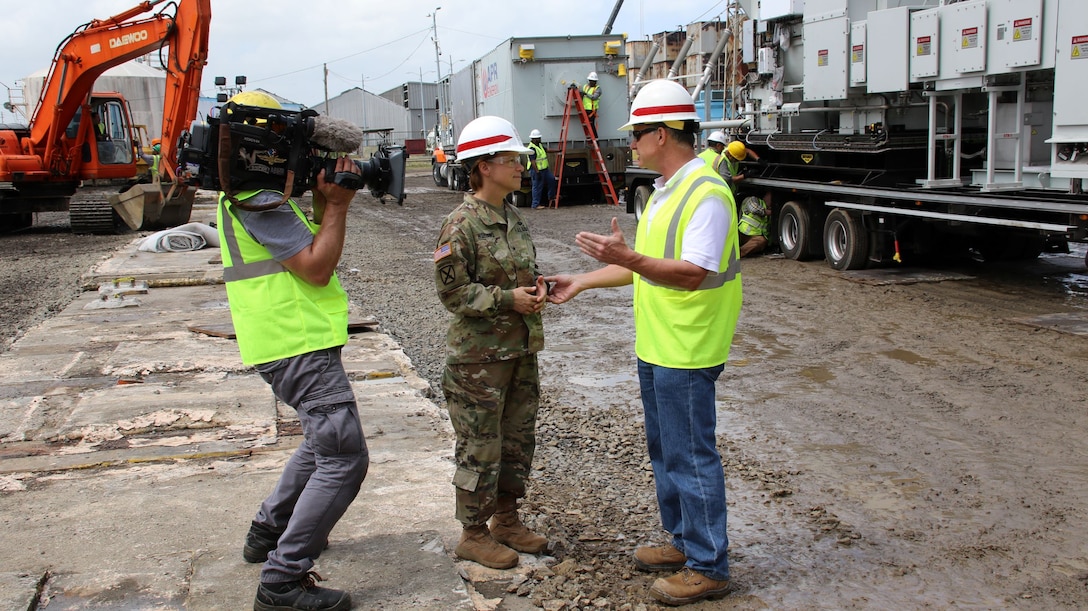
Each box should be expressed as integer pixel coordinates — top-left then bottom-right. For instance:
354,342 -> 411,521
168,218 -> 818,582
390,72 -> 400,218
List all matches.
243,522 -> 281,564
254,572 -> 350,611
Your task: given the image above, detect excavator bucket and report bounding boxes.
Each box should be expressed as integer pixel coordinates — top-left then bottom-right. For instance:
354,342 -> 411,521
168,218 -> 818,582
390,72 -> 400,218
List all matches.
110,182 -> 195,231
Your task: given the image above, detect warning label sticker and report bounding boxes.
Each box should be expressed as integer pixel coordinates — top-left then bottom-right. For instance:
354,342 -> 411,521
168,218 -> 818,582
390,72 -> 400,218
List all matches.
851,45 -> 864,64
1013,18 -> 1032,42
917,36 -> 932,56
962,27 -> 979,49
1073,35 -> 1088,60
818,49 -> 829,67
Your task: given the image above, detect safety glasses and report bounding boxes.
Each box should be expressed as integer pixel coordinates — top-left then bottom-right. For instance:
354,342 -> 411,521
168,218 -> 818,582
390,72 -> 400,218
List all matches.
487,154 -> 527,168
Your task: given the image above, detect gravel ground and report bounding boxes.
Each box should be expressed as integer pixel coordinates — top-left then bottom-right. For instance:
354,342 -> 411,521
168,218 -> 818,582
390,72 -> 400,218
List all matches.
3,173 -> 1088,610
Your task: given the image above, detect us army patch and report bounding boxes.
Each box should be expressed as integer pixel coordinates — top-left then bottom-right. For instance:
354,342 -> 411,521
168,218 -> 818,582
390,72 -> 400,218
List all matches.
434,243 -> 452,262
438,264 -> 456,286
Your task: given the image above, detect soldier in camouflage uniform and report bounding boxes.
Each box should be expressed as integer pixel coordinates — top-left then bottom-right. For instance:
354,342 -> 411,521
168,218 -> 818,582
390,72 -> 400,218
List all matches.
434,116 -> 549,570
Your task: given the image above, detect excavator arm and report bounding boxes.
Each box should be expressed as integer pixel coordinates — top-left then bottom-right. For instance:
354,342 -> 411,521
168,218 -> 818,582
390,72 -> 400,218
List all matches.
29,0 -> 210,182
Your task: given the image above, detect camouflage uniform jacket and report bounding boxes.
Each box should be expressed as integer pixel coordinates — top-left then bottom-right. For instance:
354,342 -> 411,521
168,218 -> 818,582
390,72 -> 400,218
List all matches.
434,193 -> 544,365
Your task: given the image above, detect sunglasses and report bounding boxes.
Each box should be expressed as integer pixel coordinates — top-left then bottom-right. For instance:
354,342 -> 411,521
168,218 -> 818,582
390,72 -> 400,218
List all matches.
631,125 -> 661,142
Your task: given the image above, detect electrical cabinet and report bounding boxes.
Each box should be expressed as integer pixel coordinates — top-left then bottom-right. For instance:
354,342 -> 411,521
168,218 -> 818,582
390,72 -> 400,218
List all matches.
910,9 -> 939,81
867,6 -> 911,94
803,16 -> 849,100
850,21 -> 866,87
987,0 -> 1043,72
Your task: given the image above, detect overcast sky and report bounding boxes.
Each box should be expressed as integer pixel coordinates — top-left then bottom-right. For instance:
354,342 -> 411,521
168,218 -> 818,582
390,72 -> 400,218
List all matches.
0,0 -> 730,122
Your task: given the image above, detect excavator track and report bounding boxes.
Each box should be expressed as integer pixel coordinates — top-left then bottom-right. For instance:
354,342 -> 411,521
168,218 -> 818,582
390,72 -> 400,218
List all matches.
69,197 -> 122,234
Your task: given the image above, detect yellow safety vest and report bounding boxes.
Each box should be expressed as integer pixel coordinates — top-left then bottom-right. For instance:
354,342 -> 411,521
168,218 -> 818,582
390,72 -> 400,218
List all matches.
738,197 -> 770,237
528,142 -> 549,171
632,165 -> 742,368
582,84 -> 599,112
217,191 -> 348,365
698,149 -> 719,167
715,154 -> 740,178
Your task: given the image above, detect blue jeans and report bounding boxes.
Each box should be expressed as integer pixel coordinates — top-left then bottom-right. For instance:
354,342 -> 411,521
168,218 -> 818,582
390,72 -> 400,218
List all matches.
637,358 -> 729,581
531,168 -> 557,208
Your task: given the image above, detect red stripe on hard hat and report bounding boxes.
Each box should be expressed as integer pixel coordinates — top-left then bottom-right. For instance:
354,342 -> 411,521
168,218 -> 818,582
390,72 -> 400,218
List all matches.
632,104 -> 696,116
457,134 -> 512,153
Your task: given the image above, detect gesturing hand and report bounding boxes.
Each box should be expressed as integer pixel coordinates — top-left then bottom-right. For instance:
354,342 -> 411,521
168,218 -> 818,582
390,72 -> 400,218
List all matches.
575,217 -> 632,266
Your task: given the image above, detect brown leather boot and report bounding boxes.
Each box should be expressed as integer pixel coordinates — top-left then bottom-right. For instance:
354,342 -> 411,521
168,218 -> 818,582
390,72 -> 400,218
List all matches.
650,567 -> 730,605
634,543 -> 687,572
489,498 -> 548,554
454,525 -> 518,569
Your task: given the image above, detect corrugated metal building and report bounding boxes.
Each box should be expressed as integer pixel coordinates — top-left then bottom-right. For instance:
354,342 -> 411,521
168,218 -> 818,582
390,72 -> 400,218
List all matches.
377,82 -> 439,143
313,87 -> 411,148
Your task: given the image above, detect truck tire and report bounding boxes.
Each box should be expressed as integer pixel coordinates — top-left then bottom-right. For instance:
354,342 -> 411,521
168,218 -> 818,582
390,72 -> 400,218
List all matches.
824,208 -> 869,270
778,201 -> 821,261
432,161 -> 448,187
633,185 -> 652,221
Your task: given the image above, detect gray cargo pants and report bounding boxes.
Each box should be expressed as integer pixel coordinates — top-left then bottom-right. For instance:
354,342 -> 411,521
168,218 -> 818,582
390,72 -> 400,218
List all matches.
253,347 -> 369,583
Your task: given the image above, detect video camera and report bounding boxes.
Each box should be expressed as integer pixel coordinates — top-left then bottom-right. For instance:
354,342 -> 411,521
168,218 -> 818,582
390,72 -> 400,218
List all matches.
177,102 -> 405,209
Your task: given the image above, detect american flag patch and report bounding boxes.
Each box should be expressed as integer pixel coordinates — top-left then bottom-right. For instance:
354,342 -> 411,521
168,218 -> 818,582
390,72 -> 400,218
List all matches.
434,243 -> 452,261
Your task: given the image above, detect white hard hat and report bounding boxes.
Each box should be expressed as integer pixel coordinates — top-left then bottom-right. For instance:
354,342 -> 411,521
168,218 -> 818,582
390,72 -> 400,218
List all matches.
707,130 -> 727,145
587,71 -> 598,81
529,129 -> 542,139
620,79 -> 700,131
456,115 -> 531,162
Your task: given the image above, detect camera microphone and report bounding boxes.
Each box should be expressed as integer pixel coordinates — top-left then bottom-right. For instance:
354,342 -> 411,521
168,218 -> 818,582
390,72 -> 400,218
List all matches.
310,115 -> 365,153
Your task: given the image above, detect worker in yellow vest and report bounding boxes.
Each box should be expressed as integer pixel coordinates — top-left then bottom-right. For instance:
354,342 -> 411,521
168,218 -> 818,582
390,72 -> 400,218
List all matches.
737,195 -> 772,257
545,79 -> 740,607
698,131 -> 727,167
216,90 -> 367,611
582,71 -> 601,139
526,129 -> 557,209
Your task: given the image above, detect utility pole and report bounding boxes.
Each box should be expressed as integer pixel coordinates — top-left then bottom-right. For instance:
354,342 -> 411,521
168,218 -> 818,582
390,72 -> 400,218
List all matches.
429,7 -> 444,145
323,63 -> 329,114
361,74 -> 368,148
418,67 -> 426,138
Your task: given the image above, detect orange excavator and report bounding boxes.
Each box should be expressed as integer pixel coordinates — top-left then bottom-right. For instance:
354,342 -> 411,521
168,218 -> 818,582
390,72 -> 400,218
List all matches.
0,0 -> 210,233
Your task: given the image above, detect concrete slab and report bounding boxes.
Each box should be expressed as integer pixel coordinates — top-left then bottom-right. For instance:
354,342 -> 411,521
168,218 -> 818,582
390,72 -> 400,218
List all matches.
0,228 -> 476,609
0,572 -> 42,611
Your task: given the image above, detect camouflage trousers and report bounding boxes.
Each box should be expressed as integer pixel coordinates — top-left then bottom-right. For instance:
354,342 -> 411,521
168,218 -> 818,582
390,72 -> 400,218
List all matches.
442,354 -> 540,527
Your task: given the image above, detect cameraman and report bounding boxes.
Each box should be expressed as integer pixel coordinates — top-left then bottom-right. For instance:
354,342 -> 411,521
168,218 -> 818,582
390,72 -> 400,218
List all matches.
215,91 -> 366,611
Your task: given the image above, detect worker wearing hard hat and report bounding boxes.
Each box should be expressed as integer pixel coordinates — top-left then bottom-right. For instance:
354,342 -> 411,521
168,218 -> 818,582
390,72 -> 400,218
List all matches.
545,79 -> 739,606
698,131 -> 727,167
218,90 -> 368,611
526,128 -> 557,209
737,195 -> 772,257
435,116 -> 549,571
715,140 -> 763,186
582,71 -> 601,138
717,140 -> 773,256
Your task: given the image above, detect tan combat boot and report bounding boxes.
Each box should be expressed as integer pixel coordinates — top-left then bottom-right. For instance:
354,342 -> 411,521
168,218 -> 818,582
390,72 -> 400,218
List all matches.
489,498 -> 548,554
455,524 -> 518,569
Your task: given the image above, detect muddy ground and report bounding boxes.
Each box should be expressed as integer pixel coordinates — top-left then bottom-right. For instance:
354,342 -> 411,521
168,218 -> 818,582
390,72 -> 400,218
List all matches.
2,172 -> 1088,609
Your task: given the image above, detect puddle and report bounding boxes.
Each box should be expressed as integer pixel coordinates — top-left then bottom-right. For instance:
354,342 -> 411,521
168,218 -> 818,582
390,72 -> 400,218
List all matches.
880,348 -> 934,366
798,366 -> 835,383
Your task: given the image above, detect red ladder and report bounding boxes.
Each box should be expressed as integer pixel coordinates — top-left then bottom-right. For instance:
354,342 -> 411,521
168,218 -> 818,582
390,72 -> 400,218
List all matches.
552,85 -> 619,208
